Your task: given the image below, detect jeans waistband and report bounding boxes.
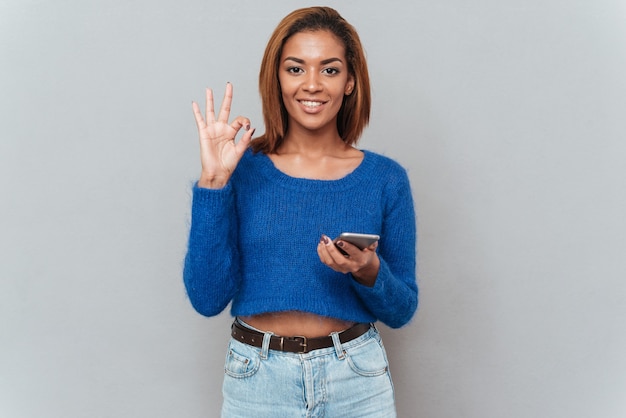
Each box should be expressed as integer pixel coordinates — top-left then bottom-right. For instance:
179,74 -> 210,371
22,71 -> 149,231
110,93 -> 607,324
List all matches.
231,318 -> 371,354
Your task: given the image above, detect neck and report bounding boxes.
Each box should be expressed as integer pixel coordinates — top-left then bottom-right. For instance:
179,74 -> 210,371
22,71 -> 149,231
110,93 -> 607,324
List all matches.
279,125 -> 346,156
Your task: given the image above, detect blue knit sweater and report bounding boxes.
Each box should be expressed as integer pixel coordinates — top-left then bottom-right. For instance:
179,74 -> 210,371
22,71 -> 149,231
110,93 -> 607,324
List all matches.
183,148 -> 418,328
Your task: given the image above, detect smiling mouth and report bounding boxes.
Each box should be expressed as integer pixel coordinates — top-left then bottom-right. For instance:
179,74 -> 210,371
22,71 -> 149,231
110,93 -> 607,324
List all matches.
299,100 -> 326,108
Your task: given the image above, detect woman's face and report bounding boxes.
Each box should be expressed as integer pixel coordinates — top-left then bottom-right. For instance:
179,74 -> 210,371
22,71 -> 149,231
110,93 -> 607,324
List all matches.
278,30 -> 355,137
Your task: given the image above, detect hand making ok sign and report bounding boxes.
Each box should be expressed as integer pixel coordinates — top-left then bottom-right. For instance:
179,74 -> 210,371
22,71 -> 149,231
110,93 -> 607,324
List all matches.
191,83 -> 255,189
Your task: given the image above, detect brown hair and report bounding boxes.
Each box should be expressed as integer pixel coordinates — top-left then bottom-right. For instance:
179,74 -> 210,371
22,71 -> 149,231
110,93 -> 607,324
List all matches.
252,7 -> 371,154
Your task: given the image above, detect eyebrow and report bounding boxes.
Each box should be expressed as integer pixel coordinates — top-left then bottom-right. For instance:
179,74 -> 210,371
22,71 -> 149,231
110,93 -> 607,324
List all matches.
283,56 -> 344,65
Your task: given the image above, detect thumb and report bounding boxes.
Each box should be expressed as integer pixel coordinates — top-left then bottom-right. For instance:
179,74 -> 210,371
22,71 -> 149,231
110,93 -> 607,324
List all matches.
235,127 -> 255,156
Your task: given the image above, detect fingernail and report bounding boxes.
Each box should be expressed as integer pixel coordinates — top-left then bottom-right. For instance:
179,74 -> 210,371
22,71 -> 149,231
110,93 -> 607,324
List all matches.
245,123 -> 250,130
336,241 -> 344,247
322,235 -> 330,245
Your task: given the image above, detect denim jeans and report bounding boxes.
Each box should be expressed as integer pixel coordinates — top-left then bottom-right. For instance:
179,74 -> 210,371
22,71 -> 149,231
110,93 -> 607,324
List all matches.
221,320 -> 396,417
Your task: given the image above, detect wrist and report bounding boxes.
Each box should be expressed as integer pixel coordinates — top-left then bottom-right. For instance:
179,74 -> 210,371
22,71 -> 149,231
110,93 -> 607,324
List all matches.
352,257 -> 380,287
197,173 -> 229,189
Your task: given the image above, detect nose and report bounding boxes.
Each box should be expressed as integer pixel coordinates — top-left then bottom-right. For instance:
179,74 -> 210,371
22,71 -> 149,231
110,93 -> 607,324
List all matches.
303,71 -> 322,92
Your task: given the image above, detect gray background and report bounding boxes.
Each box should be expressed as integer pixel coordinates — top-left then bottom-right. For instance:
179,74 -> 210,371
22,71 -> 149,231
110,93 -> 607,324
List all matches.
2,0 -> 625,417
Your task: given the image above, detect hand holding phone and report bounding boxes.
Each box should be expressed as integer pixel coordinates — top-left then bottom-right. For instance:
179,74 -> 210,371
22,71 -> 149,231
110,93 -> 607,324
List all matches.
318,232 -> 381,286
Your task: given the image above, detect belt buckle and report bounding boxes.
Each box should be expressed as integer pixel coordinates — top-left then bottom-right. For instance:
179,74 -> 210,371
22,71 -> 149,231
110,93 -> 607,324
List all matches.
281,335 -> 308,353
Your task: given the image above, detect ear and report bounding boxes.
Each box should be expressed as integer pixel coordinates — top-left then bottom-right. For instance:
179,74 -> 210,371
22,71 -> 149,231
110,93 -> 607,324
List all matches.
345,75 -> 355,96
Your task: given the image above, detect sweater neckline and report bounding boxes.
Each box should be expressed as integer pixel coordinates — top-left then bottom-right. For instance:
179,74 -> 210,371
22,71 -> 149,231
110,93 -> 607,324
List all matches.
252,149 -> 374,191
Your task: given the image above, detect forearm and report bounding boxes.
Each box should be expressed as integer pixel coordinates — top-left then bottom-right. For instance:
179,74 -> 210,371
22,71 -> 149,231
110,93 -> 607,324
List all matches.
352,256 -> 417,328
183,184 -> 240,316
353,169 -> 418,327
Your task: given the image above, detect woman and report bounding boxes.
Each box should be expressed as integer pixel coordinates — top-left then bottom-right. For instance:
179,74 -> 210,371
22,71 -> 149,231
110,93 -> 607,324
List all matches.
184,6 -> 417,417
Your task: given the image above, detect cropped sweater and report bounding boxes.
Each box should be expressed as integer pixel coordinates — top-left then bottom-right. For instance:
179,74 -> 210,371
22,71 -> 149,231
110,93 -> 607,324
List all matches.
183,148 -> 418,328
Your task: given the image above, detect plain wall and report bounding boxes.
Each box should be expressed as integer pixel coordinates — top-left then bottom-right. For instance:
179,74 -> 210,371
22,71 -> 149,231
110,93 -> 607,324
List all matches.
1,0 -> 625,417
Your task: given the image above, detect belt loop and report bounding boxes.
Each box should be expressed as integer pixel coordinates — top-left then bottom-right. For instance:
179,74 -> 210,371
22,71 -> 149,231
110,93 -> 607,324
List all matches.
260,330 -> 273,360
330,332 -> 345,360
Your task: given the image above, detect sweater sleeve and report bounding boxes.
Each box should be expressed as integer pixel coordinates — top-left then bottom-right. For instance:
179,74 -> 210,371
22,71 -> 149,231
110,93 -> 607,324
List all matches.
351,169 -> 418,328
183,183 -> 241,316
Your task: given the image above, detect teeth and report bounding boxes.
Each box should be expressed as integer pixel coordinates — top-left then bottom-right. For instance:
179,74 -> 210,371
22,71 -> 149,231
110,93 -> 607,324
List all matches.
300,101 -> 323,107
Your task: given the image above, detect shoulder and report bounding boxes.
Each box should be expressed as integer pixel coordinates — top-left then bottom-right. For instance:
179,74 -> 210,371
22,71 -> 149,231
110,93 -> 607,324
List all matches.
233,147 -> 267,178
361,150 -> 414,210
239,147 -> 257,166
362,150 -> 410,182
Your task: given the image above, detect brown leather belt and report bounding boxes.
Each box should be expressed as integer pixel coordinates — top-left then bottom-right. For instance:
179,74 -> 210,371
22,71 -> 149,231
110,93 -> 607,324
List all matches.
231,320 -> 371,354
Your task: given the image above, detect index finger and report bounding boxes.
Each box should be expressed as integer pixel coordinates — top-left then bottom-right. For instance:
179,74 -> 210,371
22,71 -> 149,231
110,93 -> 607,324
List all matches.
217,82 -> 233,123
322,235 -> 351,261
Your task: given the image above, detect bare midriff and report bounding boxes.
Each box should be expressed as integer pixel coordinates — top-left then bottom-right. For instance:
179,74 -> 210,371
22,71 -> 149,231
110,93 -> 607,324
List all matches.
240,311 -> 356,338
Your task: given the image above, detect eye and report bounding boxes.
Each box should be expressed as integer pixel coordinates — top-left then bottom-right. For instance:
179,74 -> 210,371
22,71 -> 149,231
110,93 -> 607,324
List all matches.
287,67 -> 304,74
322,68 -> 340,75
